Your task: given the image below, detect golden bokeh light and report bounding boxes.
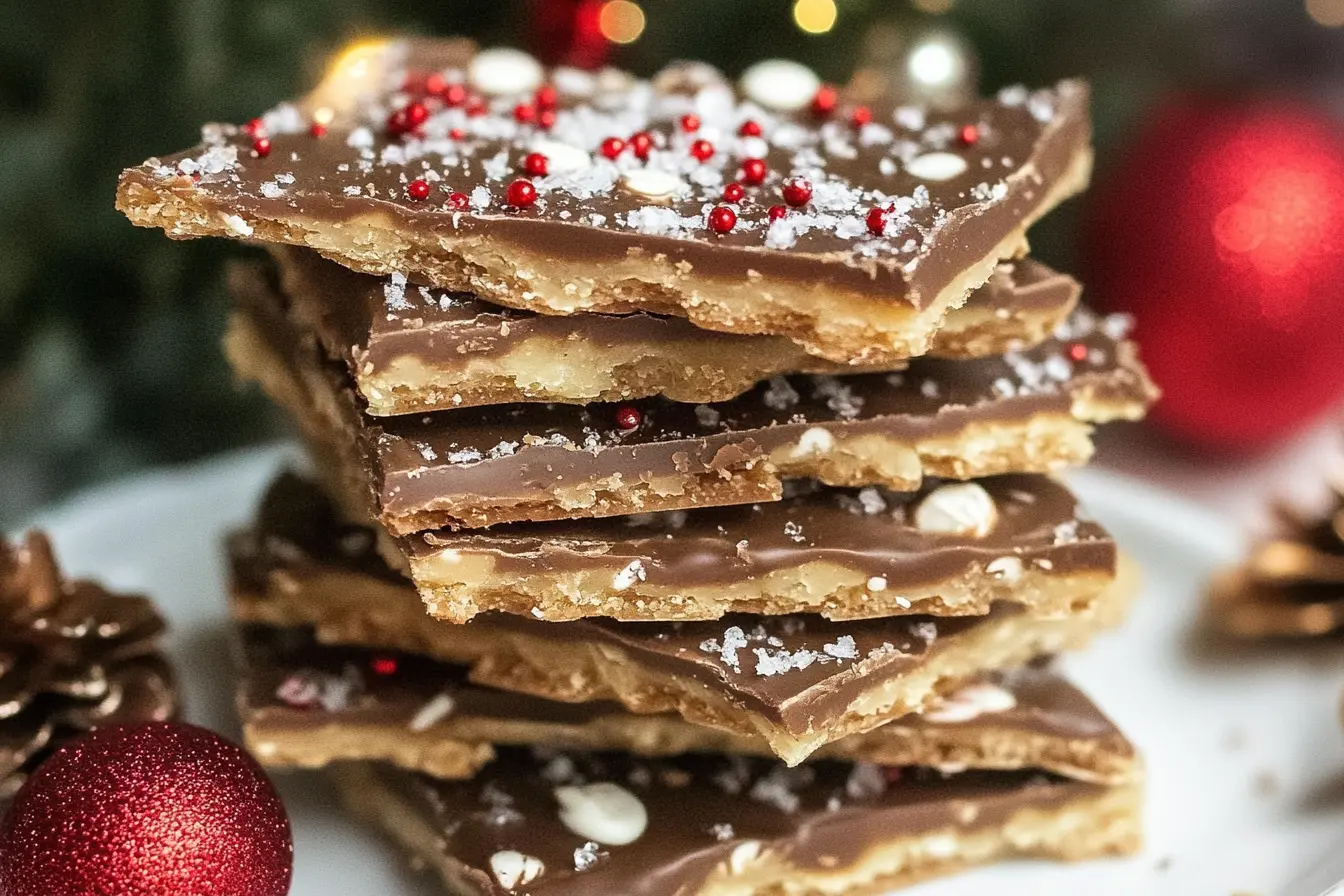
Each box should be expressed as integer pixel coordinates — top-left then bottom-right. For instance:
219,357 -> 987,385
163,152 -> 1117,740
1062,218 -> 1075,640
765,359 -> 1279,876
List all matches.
599,0 -> 647,44
793,0 -> 838,35
1307,0 -> 1344,26
912,0 -> 955,12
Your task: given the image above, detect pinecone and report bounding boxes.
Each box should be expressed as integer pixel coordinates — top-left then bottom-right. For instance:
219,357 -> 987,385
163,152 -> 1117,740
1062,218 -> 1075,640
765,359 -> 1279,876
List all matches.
0,532 -> 179,802
1209,476 -> 1344,638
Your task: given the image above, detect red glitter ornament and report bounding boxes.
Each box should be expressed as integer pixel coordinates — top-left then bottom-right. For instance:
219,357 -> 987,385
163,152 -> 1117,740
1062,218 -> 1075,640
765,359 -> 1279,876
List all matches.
371,656 -> 399,676
506,179 -> 538,208
680,114 -> 701,132
690,139 -> 715,162
0,722 -> 292,896
447,191 -> 471,210
514,102 -> 537,124
768,204 -> 788,221
251,137 -> 272,158
1085,97 -> 1344,450
629,131 -> 653,160
959,124 -> 980,146
615,406 -> 642,430
851,106 -> 873,127
811,85 -> 838,117
738,120 -> 762,138
309,122 -> 327,138
600,137 -> 626,159
866,206 -> 888,235
708,205 -> 737,234
741,158 -> 767,186
523,152 -> 550,177
535,84 -> 559,109
406,179 -> 431,201
782,178 -> 813,207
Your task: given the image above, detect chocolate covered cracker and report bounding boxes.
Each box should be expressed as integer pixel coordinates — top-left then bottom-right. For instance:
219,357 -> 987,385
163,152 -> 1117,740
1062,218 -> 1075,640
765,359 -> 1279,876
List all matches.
274,247 -> 1081,414
118,38 -> 1093,364
334,749 -> 1140,896
237,623 -> 1138,785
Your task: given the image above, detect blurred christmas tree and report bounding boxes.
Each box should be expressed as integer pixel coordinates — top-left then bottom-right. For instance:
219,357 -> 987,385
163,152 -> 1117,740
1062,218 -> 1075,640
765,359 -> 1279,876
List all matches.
0,0 -> 1340,522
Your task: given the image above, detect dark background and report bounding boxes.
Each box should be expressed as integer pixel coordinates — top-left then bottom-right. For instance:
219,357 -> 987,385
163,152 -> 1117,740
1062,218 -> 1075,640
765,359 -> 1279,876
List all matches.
2,0 -> 1342,525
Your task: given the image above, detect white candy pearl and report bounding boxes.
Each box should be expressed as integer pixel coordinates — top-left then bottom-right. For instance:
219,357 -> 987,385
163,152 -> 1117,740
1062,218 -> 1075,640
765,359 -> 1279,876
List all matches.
739,60 -> 821,112
904,152 -> 969,181
914,482 -> 998,537
469,47 -> 544,96
621,169 -> 687,200
554,782 -> 648,846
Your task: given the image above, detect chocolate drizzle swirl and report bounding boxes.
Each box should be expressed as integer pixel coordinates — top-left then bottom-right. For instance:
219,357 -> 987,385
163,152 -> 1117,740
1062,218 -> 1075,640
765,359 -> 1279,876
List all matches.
0,533 -> 179,802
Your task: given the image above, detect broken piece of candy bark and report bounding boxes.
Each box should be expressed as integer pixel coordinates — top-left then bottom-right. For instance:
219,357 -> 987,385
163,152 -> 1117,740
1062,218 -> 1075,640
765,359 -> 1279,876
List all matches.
0,533 -> 179,803
117,37 -> 1094,364
274,246 -> 1081,414
237,622 -> 1139,785
227,477 -> 1134,764
226,261 -> 1154,535
401,475 -> 1117,623
1208,477 -> 1344,638
333,748 -> 1141,896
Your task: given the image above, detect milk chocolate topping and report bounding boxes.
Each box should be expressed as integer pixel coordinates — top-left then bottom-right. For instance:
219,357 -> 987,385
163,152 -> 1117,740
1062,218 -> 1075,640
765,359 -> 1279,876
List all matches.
118,38 -> 1091,307
0,533 -> 179,802
235,476 -> 1113,732
359,749 -> 1106,896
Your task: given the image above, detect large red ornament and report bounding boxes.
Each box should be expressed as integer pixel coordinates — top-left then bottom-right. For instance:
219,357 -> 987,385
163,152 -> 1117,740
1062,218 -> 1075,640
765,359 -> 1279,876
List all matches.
0,722 -> 292,896
1084,97 -> 1344,451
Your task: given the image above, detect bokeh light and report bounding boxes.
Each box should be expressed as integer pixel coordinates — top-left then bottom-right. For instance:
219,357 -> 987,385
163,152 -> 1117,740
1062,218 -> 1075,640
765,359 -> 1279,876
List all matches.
912,0 -> 956,12
907,34 -> 966,88
598,0 -> 646,44
1307,0 -> 1344,26
793,0 -> 838,34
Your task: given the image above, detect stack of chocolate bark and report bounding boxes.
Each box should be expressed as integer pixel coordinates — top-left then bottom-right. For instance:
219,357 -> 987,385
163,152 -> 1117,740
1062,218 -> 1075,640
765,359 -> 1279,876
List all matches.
118,37 -> 1158,894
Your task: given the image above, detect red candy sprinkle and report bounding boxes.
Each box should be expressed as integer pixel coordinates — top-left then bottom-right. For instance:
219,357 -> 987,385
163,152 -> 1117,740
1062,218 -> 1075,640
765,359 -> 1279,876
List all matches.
523,152 -> 549,177
444,83 -> 468,106
768,204 -> 788,221
741,158 -> 767,185
883,766 -> 903,784
708,205 -> 737,234
447,191 -> 471,210
371,657 -> 398,676
406,101 -> 430,127
513,102 -> 536,124
629,131 -> 653,160
615,406 -> 642,431
690,139 -> 715,161
251,137 -> 272,158
242,117 -> 263,135
535,84 -> 559,109
1069,342 -> 1090,362
811,85 -> 839,117
449,127 -> 466,140
600,137 -> 626,159
782,178 -> 813,207
506,178 -> 538,208
851,106 -> 873,127
465,96 -> 487,117
722,182 -> 745,203
680,114 -> 701,132
425,73 -> 448,96
959,124 -> 980,146
538,108 -> 557,130
866,206 -> 888,235
309,122 -> 327,138
738,120 -> 762,137
406,178 -> 431,201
